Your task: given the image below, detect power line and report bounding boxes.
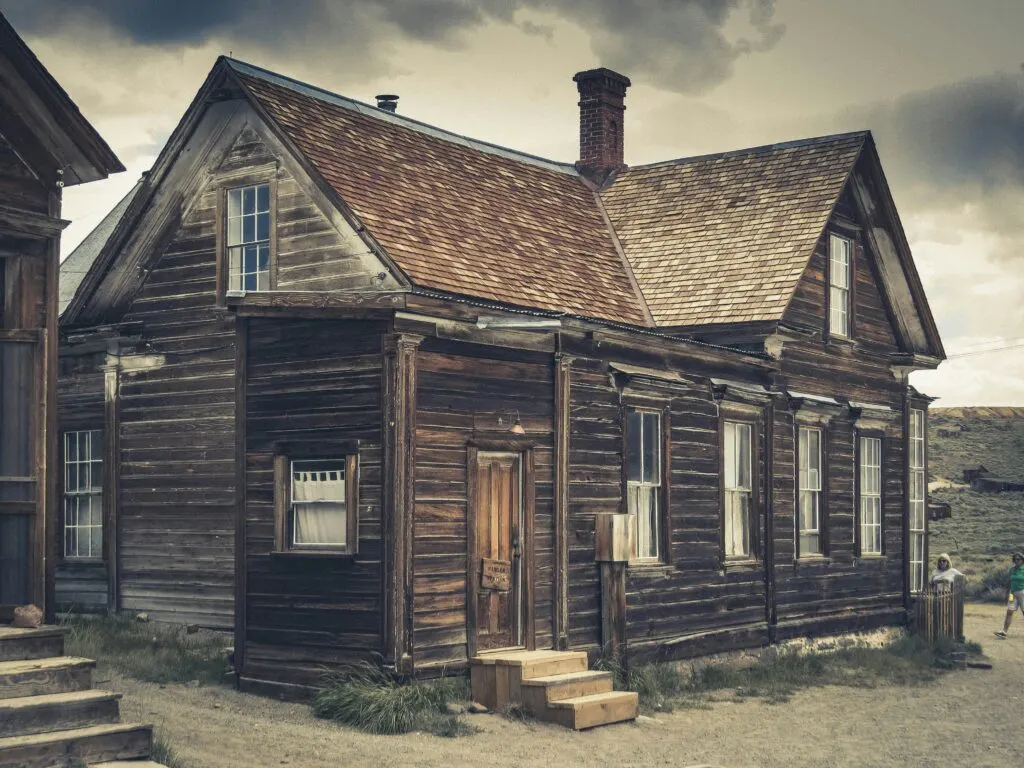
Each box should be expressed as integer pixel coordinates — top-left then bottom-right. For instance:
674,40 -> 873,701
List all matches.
947,341 -> 1024,359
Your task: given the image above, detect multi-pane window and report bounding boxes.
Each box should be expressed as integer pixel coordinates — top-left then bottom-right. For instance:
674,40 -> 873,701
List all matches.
724,421 -> 753,558
909,409 -> 926,592
829,234 -> 852,337
63,430 -> 103,559
859,436 -> 883,555
798,426 -> 823,556
291,459 -> 348,548
227,183 -> 270,292
626,409 -> 662,561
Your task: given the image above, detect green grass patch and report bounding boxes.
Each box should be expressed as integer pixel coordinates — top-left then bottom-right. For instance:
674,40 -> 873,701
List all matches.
61,615 -> 231,685
312,662 -> 476,737
608,634 -> 968,710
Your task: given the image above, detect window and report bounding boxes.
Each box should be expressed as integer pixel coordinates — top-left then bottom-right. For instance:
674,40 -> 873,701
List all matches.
909,409 -> 926,592
723,421 -> 754,559
828,233 -> 852,337
274,453 -> 358,554
227,183 -> 270,291
858,436 -> 883,555
626,409 -> 662,561
63,430 -> 103,559
798,426 -> 823,556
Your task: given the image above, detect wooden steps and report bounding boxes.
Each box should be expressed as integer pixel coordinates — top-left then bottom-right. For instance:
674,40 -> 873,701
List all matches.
0,625 -> 69,662
0,689 -> 122,737
0,623 -> 164,767
471,649 -> 638,730
0,722 -> 152,767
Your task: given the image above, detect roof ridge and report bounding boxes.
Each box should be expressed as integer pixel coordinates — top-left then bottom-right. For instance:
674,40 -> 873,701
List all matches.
224,57 -> 580,177
627,130 -> 870,172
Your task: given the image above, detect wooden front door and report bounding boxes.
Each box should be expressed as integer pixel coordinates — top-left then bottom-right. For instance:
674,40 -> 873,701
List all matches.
471,451 -> 523,652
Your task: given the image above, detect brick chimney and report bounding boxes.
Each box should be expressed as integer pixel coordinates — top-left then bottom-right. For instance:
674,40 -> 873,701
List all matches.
573,67 -> 631,182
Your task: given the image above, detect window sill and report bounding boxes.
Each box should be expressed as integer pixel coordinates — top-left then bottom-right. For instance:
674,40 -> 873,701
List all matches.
793,556 -> 832,568
721,558 -> 761,573
270,549 -> 355,561
59,557 -> 105,566
627,562 -> 674,578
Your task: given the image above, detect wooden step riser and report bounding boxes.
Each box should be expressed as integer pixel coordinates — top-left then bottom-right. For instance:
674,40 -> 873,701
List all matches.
518,656 -> 588,680
0,665 -> 93,700
0,635 -> 65,662
521,677 -> 614,714
0,696 -> 122,738
0,727 -> 152,768
546,694 -> 639,730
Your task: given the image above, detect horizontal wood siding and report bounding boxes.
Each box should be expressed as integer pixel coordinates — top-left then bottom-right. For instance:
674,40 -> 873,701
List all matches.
567,358 -> 769,661
117,179 -> 237,628
414,341 -> 555,669
243,318 -> 384,686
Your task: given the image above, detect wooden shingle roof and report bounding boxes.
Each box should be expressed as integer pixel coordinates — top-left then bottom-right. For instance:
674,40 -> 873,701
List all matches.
601,133 -> 868,328
235,64 -> 649,326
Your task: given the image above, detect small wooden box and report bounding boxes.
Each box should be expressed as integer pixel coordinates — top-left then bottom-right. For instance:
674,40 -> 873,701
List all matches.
594,513 -> 633,563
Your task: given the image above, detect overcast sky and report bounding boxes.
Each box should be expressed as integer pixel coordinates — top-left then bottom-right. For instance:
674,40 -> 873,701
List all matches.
4,0 -> 1023,405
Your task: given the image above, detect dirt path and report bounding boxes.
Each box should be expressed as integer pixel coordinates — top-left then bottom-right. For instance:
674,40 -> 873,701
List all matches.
110,604 -> 1019,768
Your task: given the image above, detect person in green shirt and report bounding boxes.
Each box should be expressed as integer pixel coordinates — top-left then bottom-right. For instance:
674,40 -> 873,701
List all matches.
994,552 -> 1024,638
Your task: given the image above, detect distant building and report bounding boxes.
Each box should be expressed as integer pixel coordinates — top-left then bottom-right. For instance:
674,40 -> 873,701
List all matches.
963,465 -> 990,483
971,476 -> 1024,493
928,502 -> 952,521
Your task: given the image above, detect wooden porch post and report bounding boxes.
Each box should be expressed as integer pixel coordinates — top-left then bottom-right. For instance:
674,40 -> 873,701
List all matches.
382,333 -> 422,674
103,353 -> 121,613
553,353 -> 572,650
595,513 -> 631,663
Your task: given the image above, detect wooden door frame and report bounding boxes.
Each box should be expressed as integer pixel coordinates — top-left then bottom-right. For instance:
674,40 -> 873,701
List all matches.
466,441 -> 536,658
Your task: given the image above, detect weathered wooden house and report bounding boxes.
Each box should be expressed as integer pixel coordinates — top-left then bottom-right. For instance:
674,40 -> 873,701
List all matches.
962,464 -> 989,484
0,11 -> 123,620
58,59 -> 944,701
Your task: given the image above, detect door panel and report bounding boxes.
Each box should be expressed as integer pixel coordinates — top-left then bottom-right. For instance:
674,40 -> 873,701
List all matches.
473,452 -> 522,652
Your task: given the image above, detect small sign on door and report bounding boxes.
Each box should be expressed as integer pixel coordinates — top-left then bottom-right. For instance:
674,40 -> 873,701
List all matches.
481,558 -> 512,591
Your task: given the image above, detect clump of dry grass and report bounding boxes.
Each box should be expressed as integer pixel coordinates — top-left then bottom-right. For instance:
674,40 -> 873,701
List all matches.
313,662 -> 475,737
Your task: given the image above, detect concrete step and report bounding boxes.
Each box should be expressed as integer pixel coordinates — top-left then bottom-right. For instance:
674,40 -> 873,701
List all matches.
546,690 -> 639,730
470,650 -> 589,710
521,670 -> 614,714
0,656 -> 95,700
0,722 -> 153,768
0,625 -> 68,662
0,689 -> 122,738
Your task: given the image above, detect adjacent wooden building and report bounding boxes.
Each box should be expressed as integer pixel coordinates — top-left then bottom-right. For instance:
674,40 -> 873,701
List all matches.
0,12 -> 122,620
58,59 -> 944,696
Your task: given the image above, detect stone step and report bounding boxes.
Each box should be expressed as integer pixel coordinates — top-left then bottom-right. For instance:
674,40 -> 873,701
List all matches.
521,670 -> 614,713
0,625 -> 68,662
0,722 -> 153,768
0,689 -> 122,738
0,656 -> 95,700
546,690 -> 639,730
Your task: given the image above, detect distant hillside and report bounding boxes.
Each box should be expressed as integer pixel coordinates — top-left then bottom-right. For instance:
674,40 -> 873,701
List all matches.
930,407 -> 1024,483
929,407 -> 1024,601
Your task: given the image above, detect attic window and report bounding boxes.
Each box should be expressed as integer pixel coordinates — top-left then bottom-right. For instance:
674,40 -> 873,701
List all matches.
227,184 -> 271,291
828,233 -> 852,337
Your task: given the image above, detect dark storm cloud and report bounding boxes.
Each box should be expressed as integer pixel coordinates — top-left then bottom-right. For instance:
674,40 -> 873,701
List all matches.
1,0 -> 784,93
851,73 -> 1024,193
836,72 -> 1024,247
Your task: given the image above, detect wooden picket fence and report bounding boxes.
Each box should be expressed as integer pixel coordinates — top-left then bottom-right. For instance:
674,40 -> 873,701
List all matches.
913,576 -> 965,644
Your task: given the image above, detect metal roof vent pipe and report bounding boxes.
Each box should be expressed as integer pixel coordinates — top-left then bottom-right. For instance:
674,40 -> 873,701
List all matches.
376,94 -> 399,113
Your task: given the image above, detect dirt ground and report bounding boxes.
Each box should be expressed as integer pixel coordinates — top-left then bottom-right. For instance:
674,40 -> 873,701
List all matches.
108,603 -> 1020,768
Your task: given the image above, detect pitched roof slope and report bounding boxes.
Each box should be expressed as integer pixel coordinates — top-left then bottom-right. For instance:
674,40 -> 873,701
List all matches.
600,133 -> 867,327
59,179 -> 142,316
232,62 -> 648,326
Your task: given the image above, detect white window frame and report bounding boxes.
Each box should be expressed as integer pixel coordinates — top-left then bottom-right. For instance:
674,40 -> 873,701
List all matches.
63,429 -> 103,560
828,233 -> 852,338
290,459 -> 349,549
858,436 -> 883,556
227,183 -> 271,292
724,420 -> 754,559
909,409 -> 926,592
626,409 -> 663,562
798,426 -> 823,557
